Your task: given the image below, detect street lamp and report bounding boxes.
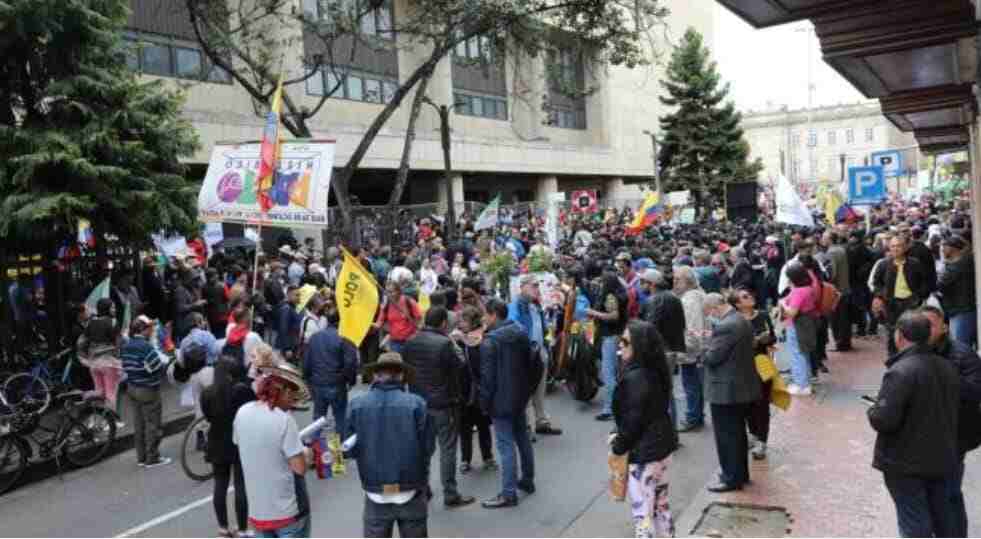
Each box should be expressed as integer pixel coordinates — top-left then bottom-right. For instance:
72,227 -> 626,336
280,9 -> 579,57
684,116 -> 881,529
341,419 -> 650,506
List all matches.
422,96 -> 467,240
642,130 -> 661,197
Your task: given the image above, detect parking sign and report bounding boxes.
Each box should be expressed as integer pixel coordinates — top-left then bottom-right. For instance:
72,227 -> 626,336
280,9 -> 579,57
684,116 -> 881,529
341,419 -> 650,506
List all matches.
848,166 -> 886,205
870,150 -> 903,178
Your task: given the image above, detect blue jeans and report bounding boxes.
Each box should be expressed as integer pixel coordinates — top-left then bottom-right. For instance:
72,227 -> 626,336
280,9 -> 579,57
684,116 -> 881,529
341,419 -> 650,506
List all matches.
312,384 -> 347,440
387,340 -> 406,354
785,323 -> 811,388
600,336 -> 618,415
492,414 -> 534,499
950,312 -> 977,350
680,364 -> 704,426
257,515 -> 311,538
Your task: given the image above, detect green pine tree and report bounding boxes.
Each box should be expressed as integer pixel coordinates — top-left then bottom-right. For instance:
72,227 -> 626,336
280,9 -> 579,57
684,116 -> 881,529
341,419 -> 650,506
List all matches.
657,28 -> 763,216
0,0 -> 200,246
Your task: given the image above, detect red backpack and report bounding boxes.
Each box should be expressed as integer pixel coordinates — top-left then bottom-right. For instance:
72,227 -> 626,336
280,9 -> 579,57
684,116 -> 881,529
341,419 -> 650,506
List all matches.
812,280 -> 842,317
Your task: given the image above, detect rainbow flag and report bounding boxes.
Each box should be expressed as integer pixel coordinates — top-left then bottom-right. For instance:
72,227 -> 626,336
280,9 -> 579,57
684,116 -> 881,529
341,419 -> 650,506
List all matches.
625,192 -> 663,235
257,76 -> 284,214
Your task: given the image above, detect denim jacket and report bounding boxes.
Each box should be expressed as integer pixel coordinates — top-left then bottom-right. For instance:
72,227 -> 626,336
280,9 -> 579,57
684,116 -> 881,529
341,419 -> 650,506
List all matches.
346,382 -> 434,494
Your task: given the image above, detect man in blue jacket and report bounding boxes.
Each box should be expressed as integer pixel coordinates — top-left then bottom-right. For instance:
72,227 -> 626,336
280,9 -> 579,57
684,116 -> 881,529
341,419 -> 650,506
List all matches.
507,275 -> 562,436
303,321 -> 358,442
347,353 -> 433,538
481,299 -> 537,508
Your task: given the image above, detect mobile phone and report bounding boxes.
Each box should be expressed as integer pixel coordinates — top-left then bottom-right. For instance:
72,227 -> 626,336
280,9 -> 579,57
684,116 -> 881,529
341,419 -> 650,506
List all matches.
860,395 -> 877,406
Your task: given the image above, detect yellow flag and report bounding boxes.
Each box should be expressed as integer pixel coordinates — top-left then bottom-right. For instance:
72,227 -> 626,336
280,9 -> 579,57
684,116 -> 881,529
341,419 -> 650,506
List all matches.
335,247 -> 380,347
418,292 -> 431,313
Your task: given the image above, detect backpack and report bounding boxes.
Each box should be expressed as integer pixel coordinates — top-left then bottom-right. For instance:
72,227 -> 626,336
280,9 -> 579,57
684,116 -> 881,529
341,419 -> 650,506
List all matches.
813,281 -> 842,317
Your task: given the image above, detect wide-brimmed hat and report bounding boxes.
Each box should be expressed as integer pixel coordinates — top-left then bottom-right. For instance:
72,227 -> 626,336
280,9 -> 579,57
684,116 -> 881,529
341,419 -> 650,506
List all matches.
257,361 -> 311,402
364,352 -> 414,383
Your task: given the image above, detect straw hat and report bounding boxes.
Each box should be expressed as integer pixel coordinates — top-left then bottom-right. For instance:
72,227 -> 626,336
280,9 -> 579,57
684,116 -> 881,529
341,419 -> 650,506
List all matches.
364,352 -> 414,383
257,362 -> 310,402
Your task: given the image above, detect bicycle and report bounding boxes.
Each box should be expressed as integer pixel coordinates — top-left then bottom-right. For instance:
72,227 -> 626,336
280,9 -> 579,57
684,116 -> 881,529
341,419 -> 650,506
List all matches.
2,347 -> 77,416
180,415 -> 212,481
0,389 -> 117,495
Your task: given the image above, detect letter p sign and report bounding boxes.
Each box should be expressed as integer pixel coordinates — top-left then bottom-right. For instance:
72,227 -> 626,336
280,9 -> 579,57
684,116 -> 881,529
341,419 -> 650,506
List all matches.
848,166 -> 885,205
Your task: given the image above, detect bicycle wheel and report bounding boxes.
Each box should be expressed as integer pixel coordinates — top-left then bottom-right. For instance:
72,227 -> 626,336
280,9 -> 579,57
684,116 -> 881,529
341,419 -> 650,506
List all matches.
3,374 -> 50,415
0,436 -> 28,495
181,416 -> 213,481
63,407 -> 116,467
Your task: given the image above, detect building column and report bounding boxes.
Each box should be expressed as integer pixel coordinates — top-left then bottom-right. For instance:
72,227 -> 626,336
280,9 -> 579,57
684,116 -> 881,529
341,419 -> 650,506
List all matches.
535,175 -> 558,203
436,173 -> 465,214
969,120 -> 981,341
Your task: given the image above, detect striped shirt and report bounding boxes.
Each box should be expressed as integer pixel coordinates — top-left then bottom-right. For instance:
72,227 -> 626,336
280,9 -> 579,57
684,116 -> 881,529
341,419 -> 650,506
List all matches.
121,336 -> 165,388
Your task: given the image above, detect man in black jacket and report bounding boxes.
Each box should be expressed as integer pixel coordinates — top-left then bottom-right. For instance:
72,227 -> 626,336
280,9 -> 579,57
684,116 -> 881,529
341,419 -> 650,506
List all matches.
867,311 -> 960,538
938,235 -> 976,348
846,231 -> 875,337
908,226 -> 937,294
922,306 -> 981,537
479,299 -> 536,509
401,307 -> 475,508
872,235 -> 929,356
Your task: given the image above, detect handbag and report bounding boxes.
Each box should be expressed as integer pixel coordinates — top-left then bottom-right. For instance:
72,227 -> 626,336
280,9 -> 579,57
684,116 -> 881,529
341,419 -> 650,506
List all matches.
608,451 -> 628,502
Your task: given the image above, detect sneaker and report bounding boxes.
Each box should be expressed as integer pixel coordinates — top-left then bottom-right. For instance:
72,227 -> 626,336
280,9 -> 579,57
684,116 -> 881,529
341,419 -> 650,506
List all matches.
143,457 -> 172,468
595,413 -> 613,422
460,463 -> 472,474
517,479 -> 536,494
482,494 -> 518,509
751,442 -> 767,460
787,385 -> 812,396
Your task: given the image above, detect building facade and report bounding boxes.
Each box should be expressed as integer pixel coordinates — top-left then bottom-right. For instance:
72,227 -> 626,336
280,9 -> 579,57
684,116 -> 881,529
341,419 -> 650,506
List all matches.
123,0 -> 715,211
742,101 -> 919,191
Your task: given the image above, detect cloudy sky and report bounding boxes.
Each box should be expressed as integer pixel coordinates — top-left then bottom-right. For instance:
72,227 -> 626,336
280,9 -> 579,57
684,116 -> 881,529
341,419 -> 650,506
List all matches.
712,5 -> 867,112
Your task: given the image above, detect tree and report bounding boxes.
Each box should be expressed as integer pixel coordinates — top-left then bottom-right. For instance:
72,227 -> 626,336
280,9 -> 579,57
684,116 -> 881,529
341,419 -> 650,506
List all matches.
0,0 -> 200,247
657,27 -> 763,216
182,0 -> 670,232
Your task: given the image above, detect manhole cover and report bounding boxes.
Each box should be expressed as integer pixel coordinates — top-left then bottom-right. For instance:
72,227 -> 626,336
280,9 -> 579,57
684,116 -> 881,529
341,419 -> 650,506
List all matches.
691,502 -> 790,537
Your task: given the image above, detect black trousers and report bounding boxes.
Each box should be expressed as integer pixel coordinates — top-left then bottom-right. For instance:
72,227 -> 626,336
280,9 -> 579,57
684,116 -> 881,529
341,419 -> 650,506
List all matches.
885,298 -> 921,356
830,292 -> 852,349
710,402 -> 752,486
363,491 -> 428,538
459,404 -> 493,465
746,381 -> 772,444
812,317 -> 829,374
212,456 -> 248,531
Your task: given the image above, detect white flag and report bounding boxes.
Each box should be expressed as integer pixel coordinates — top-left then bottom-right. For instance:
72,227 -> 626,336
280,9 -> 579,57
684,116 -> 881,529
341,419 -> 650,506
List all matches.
475,195 -> 500,231
775,174 -> 815,228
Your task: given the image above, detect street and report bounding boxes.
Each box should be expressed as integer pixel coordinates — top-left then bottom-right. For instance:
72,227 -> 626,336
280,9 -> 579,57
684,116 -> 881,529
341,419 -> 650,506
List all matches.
0,383 -> 717,538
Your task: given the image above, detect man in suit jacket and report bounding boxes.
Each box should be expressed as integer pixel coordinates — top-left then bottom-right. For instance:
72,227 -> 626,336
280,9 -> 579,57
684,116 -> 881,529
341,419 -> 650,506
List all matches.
702,292 -> 761,492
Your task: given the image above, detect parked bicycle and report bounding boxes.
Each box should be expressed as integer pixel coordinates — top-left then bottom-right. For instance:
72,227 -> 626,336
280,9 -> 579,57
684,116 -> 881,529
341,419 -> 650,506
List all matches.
2,346 -> 78,417
180,415 -> 212,482
0,388 -> 117,495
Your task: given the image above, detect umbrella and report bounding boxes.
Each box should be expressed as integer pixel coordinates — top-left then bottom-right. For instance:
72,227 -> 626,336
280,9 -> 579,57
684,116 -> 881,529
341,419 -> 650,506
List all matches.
213,237 -> 257,251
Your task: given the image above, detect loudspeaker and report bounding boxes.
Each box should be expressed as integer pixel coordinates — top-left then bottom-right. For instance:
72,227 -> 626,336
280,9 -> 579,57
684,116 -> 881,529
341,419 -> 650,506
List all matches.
725,182 -> 759,222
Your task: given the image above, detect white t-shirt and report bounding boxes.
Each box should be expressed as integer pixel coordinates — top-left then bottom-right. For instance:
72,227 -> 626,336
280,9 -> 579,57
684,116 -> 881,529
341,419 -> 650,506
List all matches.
233,401 -> 305,523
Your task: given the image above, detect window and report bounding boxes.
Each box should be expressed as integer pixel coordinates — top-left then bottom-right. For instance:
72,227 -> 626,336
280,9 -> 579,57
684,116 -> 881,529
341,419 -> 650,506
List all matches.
551,50 -> 579,90
306,66 -> 398,104
549,108 -> 585,129
310,0 -> 394,39
141,42 -> 171,76
865,127 -> 875,142
454,92 -> 507,120
846,128 -> 855,144
791,132 -> 801,147
175,47 -> 203,79
807,129 -> 817,147
124,34 -> 231,84
827,130 -> 836,145
454,32 -> 494,62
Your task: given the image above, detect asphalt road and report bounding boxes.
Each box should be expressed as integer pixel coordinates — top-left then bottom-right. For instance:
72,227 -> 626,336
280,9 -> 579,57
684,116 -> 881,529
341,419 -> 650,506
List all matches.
0,378 -> 720,538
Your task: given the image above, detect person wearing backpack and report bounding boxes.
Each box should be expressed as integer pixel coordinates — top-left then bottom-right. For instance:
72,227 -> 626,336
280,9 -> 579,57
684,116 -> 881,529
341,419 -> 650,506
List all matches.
374,280 -> 421,355
508,274 -> 562,436
823,231 -> 853,352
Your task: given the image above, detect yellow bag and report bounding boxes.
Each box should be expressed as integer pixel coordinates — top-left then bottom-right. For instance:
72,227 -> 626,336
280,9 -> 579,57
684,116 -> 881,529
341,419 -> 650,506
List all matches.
608,452 -> 628,502
755,354 -> 791,411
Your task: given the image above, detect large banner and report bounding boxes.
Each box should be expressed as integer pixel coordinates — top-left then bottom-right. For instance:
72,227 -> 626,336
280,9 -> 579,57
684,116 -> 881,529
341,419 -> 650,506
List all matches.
197,140 -> 335,228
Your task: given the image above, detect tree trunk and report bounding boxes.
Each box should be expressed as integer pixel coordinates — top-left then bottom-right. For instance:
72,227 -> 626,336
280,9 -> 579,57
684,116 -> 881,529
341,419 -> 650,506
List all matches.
389,69 -> 435,207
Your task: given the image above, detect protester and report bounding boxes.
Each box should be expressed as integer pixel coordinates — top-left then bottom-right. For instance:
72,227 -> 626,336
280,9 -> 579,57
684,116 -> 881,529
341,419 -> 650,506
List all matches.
78,298 -> 122,412
610,320 -> 678,538
867,311 -> 960,538
303,314 -> 358,443
638,268 -> 686,427
937,235 -> 976,348
401,307 -> 476,508
674,266 -> 706,432
733,289 -> 776,460
374,280 -> 421,354
872,235 -> 929,357
234,363 -> 312,538
452,306 -> 496,474
201,357 -> 256,538
781,261 -> 819,395
121,315 -> 170,468
479,299 -> 536,508
587,271 -> 628,422
508,274 -> 562,435
702,293 -> 760,492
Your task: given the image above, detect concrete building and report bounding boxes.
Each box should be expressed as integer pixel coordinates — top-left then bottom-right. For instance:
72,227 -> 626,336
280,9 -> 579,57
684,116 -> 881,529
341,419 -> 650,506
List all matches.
123,0 -> 715,210
742,101 -> 919,191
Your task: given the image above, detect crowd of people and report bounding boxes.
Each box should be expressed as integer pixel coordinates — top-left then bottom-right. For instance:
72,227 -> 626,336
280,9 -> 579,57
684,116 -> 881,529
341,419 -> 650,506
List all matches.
42,190 -> 981,538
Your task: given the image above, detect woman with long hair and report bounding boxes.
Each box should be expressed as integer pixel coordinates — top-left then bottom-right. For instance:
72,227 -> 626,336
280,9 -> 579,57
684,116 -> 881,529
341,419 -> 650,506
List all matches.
200,357 -> 256,537
610,320 -> 678,538
731,290 -> 777,460
452,306 -> 496,473
781,261 -> 818,395
587,269 -> 628,422
79,298 -> 122,413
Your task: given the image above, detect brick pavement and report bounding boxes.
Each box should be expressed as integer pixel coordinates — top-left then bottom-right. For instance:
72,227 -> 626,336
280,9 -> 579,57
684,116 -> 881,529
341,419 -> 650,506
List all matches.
679,335 -> 917,537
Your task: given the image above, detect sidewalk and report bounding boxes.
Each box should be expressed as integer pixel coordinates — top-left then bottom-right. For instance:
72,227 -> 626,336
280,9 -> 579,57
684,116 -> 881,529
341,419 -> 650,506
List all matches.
678,335 -> 981,537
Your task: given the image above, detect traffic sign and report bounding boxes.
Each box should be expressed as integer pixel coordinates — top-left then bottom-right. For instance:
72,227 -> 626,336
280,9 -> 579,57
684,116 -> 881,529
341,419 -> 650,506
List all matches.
848,166 -> 886,205
870,150 -> 903,178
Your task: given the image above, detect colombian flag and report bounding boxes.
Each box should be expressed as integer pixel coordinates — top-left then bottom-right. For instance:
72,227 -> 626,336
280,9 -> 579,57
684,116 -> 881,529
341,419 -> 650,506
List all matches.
835,203 -> 860,224
625,192 -> 663,236
257,76 -> 284,214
